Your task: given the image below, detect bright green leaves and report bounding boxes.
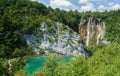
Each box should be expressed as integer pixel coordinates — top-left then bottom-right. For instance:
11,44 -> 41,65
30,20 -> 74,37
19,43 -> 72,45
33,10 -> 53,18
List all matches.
87,43 -> 120,76
32,43 -> 120,76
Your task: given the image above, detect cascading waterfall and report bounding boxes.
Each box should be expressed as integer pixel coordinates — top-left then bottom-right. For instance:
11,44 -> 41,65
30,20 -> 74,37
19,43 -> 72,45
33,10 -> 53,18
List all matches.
79,17 -> 109,46
86,18 -> 90,46
96,23 -> 101,44
101,22 -> 106,39
96,22 -> 106,44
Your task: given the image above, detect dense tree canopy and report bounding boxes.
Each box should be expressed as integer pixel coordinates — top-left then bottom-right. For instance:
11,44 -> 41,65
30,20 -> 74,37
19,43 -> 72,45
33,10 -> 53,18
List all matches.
0,0 -> 120,75
13,43 -> 120,76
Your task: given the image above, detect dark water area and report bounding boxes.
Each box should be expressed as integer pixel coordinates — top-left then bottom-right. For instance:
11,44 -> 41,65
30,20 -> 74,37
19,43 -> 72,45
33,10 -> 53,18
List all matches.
24,56 -> 72,74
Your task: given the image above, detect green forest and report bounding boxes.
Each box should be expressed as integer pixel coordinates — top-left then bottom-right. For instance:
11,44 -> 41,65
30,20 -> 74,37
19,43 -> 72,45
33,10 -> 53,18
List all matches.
0,0 -> 120,76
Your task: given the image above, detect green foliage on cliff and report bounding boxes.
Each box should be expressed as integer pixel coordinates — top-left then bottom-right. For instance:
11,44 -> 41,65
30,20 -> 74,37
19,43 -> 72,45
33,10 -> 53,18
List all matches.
0,0 -> 120,58
0,0 -> 120,75
14,43 -> 120,76
80,10 -> 120,43
0,0 -> 46,58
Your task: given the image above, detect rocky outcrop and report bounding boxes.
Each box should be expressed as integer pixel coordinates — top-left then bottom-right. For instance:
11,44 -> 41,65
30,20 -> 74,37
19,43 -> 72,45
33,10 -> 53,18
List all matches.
79,17 -> 108,46
23,19 -> 87,56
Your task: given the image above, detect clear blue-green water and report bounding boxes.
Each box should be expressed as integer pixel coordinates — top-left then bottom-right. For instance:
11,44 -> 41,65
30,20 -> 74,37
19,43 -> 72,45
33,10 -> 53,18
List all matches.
24,56 -> 71,74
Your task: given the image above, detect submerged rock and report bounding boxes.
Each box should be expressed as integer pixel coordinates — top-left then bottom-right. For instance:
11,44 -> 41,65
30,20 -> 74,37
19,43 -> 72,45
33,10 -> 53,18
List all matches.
23,20 -> 87,56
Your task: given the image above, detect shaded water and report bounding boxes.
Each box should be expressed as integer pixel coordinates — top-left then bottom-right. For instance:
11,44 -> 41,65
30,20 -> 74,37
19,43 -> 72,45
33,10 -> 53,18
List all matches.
24,56 -> 71,74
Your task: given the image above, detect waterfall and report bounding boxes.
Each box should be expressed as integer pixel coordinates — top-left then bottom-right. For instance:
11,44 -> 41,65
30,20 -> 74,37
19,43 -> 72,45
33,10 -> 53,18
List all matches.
96,23 -> 101,44
86,18 -> 90,46
96,22 -> 106,44
79,17 -> 108,46
96,34 -> 100,44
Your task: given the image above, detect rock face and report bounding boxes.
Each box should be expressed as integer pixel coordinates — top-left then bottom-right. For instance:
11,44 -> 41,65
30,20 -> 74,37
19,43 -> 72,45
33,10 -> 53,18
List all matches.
23,19 -> 86,56
79,17 -> 107,46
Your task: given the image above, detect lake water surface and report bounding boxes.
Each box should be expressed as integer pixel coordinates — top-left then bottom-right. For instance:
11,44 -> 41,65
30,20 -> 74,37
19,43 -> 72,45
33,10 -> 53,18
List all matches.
24,56 -> 71,74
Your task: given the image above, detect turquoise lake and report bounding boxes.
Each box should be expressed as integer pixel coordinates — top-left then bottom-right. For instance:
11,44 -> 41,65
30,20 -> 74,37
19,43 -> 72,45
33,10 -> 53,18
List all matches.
24,56 -> 71,74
